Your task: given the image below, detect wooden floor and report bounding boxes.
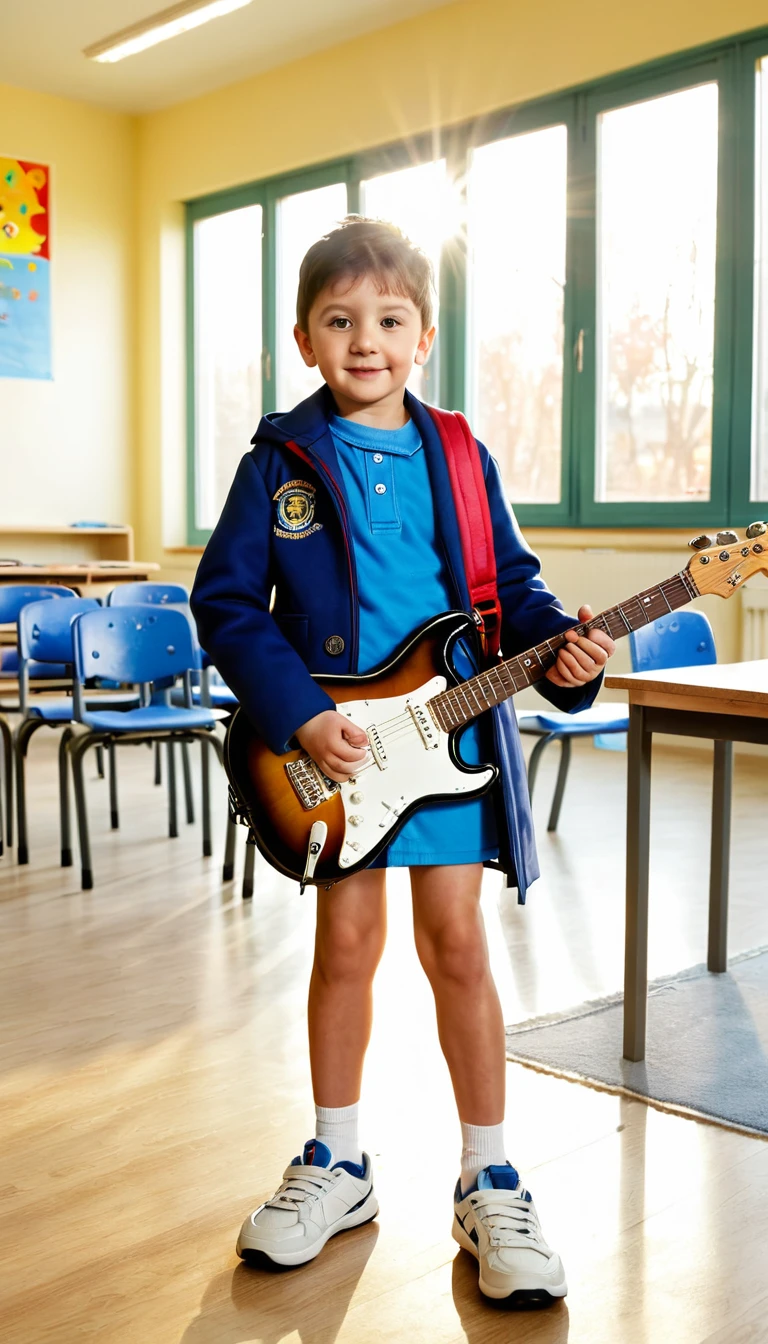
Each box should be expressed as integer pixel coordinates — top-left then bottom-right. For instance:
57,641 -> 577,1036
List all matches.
1,727 -> 768,1343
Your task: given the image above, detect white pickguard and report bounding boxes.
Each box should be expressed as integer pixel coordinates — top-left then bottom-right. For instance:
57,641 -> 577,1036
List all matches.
333,676 -> 495,870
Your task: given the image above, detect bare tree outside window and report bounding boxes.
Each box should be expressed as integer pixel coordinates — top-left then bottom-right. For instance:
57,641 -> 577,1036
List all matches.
467,126 -> 567,504
596,84 -> 718,503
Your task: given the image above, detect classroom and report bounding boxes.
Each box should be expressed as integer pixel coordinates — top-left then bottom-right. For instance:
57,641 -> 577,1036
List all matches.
2,1 -> 768,1340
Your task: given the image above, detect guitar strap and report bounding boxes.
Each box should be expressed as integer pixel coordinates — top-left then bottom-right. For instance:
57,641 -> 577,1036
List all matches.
427,407 -> 502,661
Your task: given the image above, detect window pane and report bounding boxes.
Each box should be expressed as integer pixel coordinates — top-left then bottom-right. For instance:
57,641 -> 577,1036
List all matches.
194,205 -> 262,530
752,59 -> 768,500
467,127 -> 567,504
361,161 -> 449,400
596,84 -> 718,503
277,182 -> 348,410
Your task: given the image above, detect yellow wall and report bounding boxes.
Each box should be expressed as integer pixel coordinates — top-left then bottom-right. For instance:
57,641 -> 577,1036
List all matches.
135,0 -> 768,670
0,83 -> 136,530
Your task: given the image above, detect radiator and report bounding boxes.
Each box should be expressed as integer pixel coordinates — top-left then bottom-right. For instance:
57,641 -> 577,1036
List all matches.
740,587 -> 768,659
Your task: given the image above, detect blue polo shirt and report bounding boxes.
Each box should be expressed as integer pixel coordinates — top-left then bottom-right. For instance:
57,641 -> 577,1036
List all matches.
330,413 -> 498,866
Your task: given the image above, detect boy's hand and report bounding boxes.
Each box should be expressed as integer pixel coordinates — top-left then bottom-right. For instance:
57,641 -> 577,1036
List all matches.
545,604 -> 615,689
295,709 -> 370,783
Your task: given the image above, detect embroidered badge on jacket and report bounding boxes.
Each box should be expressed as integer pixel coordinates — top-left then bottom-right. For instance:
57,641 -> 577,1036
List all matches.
273,480 -> 323,540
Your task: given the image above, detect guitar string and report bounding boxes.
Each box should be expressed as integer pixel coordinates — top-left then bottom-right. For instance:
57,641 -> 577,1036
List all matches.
337,578 -> 693,754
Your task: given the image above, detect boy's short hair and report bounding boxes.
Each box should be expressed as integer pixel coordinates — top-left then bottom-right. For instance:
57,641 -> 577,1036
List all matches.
296,216 -> 435,334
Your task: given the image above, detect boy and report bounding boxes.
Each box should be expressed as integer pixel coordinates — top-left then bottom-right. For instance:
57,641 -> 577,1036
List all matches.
191,217 -> 614,1305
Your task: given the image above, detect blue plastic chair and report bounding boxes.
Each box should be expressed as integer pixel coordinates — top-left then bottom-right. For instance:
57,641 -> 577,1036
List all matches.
68,606 -> 227,889
628,609 -> 717,672
518,609 -> 717,832
0,584 -> 76,854
106,582 -> 190,606
14,598 -> 141,867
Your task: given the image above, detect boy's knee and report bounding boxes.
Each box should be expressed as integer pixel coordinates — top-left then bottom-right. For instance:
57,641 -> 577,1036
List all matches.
416,918 -> 489,988
314,915 -> 383,984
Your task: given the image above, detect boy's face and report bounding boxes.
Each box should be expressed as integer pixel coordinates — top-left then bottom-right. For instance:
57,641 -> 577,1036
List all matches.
294,273 -> 435,415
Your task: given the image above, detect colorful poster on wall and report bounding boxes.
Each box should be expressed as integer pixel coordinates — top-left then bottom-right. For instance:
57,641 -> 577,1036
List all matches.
0,158 -> 51,380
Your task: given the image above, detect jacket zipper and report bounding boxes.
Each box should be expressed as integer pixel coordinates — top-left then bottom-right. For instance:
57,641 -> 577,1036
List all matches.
284,439 -> 359,668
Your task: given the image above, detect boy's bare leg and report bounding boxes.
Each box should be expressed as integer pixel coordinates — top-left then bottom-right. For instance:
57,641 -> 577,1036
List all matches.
308,867 -> 388,1107
410,863 -> 505,1123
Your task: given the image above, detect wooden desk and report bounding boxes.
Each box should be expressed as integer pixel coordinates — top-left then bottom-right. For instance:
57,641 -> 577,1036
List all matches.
605,661 -> 768,1062
0,563 -> 159,595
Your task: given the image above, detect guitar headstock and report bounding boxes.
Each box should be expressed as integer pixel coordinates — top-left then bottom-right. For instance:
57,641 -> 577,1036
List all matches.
686,523 -> 768,597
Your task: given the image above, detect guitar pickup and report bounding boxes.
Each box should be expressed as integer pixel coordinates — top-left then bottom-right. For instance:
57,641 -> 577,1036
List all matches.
366,724 -> 388,769
407,701 -> 440,749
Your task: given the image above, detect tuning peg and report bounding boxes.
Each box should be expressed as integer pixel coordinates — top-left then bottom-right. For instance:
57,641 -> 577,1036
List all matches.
715,530 -> 739,545
746,521 -> 767,538
689,534 -> 714,550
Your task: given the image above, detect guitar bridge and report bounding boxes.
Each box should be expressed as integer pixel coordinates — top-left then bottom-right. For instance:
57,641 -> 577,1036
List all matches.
285,756 -> 339,810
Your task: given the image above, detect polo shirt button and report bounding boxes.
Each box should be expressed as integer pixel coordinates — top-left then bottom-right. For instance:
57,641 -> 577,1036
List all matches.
374,483 -> 387,494
373,453 -> 384,463
324,635 -> 345,656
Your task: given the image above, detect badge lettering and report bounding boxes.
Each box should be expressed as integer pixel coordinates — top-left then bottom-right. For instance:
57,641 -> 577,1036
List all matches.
273,480 -> 323,540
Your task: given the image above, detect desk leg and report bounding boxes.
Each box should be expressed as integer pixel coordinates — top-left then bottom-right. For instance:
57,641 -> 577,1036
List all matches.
708,739 -> 733,974
624,704 -> 652,1062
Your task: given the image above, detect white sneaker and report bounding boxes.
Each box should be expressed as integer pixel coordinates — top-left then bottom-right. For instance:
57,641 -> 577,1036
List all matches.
236,1139 -> 378,1267
453,1164 -> 567,1305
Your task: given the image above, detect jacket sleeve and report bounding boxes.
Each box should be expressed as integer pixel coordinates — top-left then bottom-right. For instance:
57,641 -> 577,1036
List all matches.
482,448 -> 602,714
190,452 -> 335,753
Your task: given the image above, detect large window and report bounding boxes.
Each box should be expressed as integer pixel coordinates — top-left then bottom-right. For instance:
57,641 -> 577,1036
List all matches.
188,31 -> 768,539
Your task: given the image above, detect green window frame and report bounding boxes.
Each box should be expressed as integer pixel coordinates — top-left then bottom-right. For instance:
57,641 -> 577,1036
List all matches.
186,25 -> 768,542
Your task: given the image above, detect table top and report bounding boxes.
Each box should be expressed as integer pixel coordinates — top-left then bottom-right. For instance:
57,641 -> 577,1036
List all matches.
605,659 -> 768,717
0,564 -> 159,583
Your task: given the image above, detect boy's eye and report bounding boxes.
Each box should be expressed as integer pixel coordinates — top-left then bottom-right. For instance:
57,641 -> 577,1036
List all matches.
330,317 -> 352,329
381,317 -> 400,329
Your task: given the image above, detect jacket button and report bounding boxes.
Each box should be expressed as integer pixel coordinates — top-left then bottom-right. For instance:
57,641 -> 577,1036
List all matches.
374,483 -> 387,494
324,635 -> 345,656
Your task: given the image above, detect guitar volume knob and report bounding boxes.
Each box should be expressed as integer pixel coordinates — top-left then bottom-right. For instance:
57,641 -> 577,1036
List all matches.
350,791 -> 364,804
349,814 -> 363,827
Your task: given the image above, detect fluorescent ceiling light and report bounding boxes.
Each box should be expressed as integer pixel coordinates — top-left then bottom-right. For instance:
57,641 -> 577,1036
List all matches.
84,0 -> 254,64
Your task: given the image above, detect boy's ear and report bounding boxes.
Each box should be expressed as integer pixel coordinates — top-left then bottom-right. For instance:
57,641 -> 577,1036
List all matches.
414,325 -> 437,368
294,325 -> 318,367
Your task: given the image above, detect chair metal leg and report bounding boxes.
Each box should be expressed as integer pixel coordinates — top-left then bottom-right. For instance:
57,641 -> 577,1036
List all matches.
0,721 -> 4,857
70,735 -> 96,890
96,744 -> 105,780
154,740 -> 162,786
201,737 -> 212,857
547,736 -> 572,833
166,739 -> 178,839
59,728 -> 73,866
1,714 -> 13,848
14,718 -> 43,866
108,742 -> 119,830
223,811 -> 237,882
242,835 -> 256,900
526,732 -> 554,802
181,741 -> 195,824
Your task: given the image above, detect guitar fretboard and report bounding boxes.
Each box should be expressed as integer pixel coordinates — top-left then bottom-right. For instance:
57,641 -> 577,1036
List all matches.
427,569 -> 698,732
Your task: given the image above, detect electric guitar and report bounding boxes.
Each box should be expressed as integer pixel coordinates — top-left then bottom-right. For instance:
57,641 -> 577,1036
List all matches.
224,526 -> 768,888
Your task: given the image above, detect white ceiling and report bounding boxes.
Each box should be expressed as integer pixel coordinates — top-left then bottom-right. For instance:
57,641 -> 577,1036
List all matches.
0,0 -> 449,115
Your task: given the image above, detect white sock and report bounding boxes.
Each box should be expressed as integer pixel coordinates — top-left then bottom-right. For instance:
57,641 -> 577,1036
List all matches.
314,1102 -> 363,1168
460,1121 -> 507,1195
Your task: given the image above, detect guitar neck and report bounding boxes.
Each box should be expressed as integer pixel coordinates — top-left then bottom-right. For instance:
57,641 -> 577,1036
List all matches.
428,568 -> 699,732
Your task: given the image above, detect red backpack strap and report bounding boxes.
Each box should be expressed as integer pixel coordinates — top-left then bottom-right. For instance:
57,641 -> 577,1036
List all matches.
427,407 -> 502,661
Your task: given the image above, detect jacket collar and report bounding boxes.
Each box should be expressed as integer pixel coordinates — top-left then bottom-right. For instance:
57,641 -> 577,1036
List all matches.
253,383 -> 471,610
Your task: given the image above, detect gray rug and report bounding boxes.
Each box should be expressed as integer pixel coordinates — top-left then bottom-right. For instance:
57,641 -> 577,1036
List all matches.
505,946 -> 768,1136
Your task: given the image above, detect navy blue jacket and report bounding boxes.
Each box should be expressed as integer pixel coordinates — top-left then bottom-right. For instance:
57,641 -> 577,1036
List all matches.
190,385 -> 600,901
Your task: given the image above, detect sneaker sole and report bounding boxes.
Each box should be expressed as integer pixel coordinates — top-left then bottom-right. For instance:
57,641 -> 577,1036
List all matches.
452,1219 -> 567,1304
237,1191 -> 379,1268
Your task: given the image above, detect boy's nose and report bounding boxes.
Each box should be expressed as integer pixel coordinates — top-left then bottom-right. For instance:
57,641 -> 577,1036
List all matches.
350,328 -> 378,353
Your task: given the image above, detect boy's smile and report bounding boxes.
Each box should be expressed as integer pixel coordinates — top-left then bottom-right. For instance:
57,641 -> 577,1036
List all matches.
294,273 -> 435,427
